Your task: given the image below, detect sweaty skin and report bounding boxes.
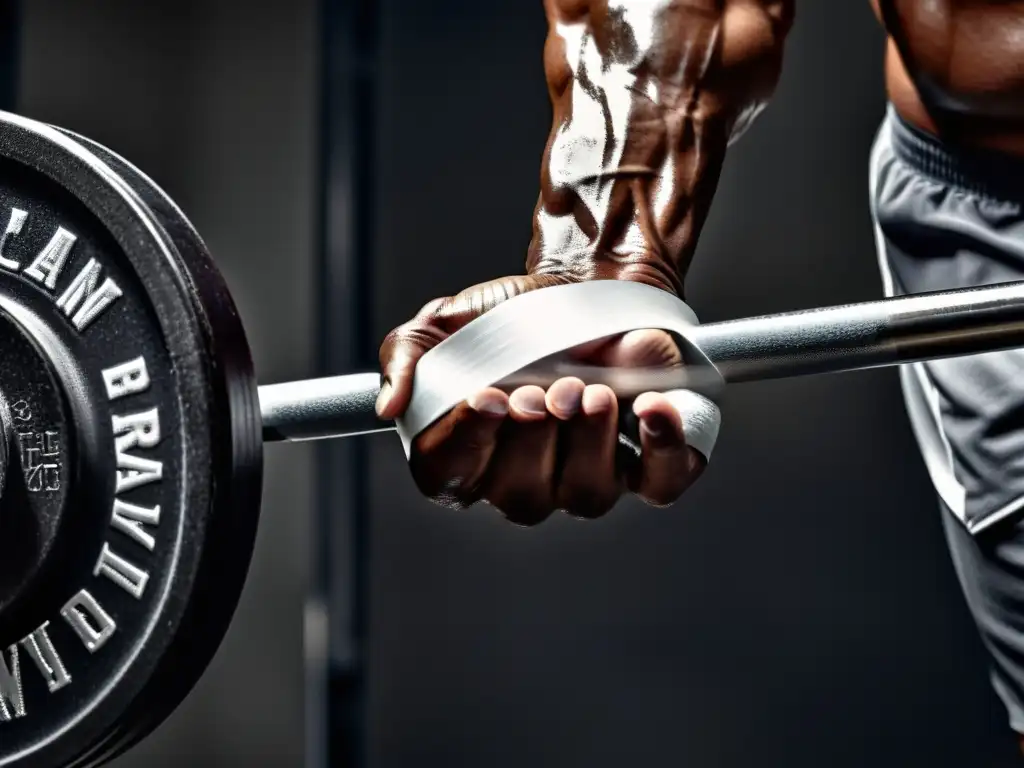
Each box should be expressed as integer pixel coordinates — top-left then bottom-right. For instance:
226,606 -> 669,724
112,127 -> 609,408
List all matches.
378,1 -> 793,524
379,1 -> 1024,525
876,0 -> 1024,155
374,0 -> 1024,754
527,0 -> 793,293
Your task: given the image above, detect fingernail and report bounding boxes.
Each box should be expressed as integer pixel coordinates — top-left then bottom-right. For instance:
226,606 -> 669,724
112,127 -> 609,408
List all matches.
582,387 -> 614,415
375,380 -> 393,416
550,387 -> 583,416
468,391 -> 508,417
640,414 -> 679,447
510,388 -> 547,416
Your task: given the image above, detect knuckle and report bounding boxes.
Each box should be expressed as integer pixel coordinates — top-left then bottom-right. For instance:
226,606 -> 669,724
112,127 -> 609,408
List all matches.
487,491 -> 555,527
379,317 -> 448,368
636,466 -> 704,508
636,480 -> 689,508
504,510 -> 554,528
458,434 -> 491,454
414,472 -> 480,511
416,296 -> 450,318
409,451 -> 482,507
637,493 -> 679,509
400,322 -> 447,353
411,421 -> 455,458
625,329 -> 682,368
451,417 -> 503,453
434,289 -> 499,332
560,487 -> 620,520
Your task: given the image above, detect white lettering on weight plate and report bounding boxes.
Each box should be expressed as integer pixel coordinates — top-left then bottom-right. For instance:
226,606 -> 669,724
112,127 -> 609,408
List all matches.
20,623 -> 71,694
112,408 -> 163,494
0,356 -> 169,727
19,429 -> 62,493
110,499 -> 160,552
93,543 -> 150,600
23,226 -> 76,290
56,258 -> 123,332
105,358 -> 161,549
61,590 -> 116,654
102,357 -> 151,401
0,624 -> 75,723
0,206 -> 126,334
0,207 -> 26,271
0,646 -> 23,721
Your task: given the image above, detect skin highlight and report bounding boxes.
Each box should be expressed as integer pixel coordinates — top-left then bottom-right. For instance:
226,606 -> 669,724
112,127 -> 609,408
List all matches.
377,0 -> 1024,753
378,0 -> 1024,530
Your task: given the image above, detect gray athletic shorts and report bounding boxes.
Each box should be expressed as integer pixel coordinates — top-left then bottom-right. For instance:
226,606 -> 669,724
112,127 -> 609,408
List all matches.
871,106 -> 1024,732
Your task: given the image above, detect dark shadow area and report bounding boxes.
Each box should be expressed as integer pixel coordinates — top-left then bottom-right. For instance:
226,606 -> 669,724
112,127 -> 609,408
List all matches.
5,1 -> 1024,766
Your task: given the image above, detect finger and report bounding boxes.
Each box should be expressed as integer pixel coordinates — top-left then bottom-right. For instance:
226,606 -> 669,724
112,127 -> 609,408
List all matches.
377,274 -> 572,420
544,377 -> 585,421
443,273 -> 572,327
376,347 -> 415,420
556,384 -> 622,519
409,387 -> 509,507
582,328 -> 683,369
375,296 -> 476,420
482,386 -> 560,526
376,309 -> 447,420
628,391 -> 704,507
508,385 -> 550,423
564,335 -> 617,360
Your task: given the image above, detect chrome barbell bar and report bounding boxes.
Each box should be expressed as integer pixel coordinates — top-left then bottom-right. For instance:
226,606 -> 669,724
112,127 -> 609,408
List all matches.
259,280 -> 1024,444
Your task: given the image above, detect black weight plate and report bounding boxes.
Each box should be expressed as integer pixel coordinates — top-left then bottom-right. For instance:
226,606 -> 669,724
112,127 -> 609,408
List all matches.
40,131 -> 265,766
48,128 -> 266,765
0,111 -> 262,768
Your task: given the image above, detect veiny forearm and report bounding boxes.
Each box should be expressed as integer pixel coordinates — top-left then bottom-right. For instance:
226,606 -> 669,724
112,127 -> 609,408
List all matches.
528,0 -> 795,295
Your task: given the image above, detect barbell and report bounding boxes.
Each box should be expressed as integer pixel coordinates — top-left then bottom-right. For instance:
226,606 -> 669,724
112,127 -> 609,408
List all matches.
0,109 -> 1022,767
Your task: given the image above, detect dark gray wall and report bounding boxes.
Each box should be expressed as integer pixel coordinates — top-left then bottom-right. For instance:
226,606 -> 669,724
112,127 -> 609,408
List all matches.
9,1 -> 1024,767
365,2 -> 1022,767
17,1 -> 316,764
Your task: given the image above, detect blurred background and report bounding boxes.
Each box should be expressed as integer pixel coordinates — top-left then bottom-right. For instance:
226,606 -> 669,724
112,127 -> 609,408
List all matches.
6,0 -> 1023,765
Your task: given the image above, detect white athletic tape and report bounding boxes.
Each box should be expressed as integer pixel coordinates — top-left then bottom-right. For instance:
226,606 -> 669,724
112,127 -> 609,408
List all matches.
663,389 -> 721,461
396,280 -> 723,461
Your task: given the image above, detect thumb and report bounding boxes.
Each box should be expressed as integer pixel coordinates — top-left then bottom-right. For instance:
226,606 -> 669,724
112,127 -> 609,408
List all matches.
377,298 -> 448,420
586,329 -> 683,369
376,349 -> 417,420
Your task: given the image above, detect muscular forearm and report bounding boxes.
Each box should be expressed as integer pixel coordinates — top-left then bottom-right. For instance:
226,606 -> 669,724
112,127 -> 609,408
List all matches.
528,0 -> 795,295
380,2 -> 780,515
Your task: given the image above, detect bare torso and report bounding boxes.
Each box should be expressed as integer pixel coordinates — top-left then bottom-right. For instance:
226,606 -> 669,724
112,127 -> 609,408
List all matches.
875,0 -> 1024,154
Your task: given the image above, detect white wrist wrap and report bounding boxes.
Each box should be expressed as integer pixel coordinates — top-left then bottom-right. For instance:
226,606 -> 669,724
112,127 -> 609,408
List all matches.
397,281 -> 724,460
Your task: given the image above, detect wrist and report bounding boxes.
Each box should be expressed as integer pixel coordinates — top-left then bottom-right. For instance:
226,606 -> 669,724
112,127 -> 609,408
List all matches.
527,248 -> 686,298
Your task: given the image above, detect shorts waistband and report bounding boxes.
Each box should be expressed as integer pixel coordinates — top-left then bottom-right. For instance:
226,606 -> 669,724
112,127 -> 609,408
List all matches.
887,105 -> 1024,203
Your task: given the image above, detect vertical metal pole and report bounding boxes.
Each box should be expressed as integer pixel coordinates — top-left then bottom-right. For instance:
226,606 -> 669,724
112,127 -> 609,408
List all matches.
310,0 -> 377,766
